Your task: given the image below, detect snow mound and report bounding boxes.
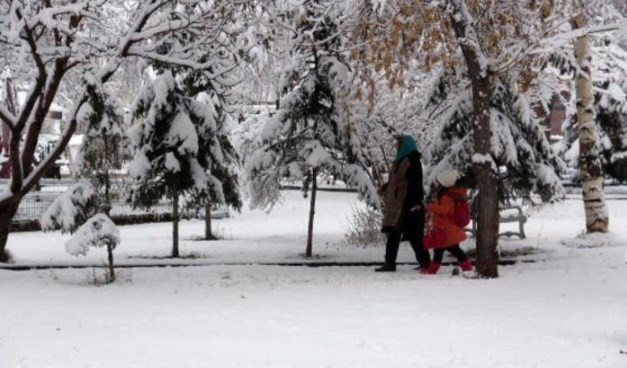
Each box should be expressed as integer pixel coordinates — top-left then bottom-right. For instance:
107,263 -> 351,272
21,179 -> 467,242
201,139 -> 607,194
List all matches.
65,214 -> 120,256
560,232 -> 625,249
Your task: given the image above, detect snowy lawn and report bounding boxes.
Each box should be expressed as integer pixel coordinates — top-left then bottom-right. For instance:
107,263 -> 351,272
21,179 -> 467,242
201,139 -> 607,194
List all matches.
1,191 -> 627,367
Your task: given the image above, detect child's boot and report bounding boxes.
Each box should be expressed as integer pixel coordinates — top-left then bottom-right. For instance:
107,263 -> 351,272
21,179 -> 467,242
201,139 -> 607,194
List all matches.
459,259 -> 473,272
420,261 -> 440,274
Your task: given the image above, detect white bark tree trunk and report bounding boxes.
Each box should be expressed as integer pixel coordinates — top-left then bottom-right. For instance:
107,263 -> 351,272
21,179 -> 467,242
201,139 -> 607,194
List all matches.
571,14 -> 609,233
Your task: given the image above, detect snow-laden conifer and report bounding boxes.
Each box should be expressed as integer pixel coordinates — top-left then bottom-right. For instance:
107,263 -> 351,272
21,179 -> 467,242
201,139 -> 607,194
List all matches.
128,69 -> 240,255
425,71 -> 566,203
246,1 -> 378,257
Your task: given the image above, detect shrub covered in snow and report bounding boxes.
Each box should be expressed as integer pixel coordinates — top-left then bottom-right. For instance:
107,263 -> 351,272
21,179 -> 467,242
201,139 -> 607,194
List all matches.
66,214 -> 120,283
341,206 -> 384,248
65,214 -> 120,256
40,182 -> 97,234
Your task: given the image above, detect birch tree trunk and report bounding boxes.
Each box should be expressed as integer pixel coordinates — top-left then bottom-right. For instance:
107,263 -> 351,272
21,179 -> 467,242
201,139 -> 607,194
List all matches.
305,168 -> 318,258
571,14 -> 609,233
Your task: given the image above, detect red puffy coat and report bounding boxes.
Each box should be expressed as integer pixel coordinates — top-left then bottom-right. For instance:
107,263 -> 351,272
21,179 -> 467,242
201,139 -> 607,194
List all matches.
425,187 -> 468,249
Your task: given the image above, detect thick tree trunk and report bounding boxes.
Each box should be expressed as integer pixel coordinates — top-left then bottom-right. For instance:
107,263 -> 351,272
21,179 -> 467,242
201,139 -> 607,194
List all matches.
204,201 -> 213,240
0,199 -> 19,262
571,14 -> 609,233
451,4 -> 500,278
172,191 -> 179,258
106,243 -> 115,283
470,76 -> 500,278
305,168 -> 318,258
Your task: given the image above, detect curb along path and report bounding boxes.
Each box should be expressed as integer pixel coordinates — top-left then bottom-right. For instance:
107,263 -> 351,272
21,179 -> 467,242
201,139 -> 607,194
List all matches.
0,259 -> 540,271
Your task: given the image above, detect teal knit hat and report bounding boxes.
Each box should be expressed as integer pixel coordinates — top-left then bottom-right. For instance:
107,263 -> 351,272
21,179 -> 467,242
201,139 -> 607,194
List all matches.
394,135 -> 418,162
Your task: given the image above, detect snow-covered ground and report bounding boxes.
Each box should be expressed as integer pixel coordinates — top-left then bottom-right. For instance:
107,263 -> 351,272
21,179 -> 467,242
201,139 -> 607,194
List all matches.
1,191 -> 626,367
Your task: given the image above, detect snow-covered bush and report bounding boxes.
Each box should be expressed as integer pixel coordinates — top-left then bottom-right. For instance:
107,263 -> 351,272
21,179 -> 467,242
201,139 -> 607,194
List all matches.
65,214 -> 120,256
40,182 -> 97,234
341,206 -> 384,248
66,214 -> 120,283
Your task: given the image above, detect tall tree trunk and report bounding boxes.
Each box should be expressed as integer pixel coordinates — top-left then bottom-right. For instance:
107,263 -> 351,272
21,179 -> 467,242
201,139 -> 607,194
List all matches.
571,14 -> 609,233
0,199 -> 19,262
469,73 -> 500,278
103,134 -> 111,216
305,168 -> 318,258
172,191 -> 180,258
106,243 -> 115,283
204,201 -> 213,240
451,5 -> 500,278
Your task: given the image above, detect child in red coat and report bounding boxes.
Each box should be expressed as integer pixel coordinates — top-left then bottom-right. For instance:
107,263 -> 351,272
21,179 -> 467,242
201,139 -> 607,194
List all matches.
421,170 -> 473,275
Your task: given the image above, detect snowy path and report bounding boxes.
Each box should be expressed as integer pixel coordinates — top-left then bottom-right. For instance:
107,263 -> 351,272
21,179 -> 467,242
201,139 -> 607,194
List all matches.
1,191 -> 626,367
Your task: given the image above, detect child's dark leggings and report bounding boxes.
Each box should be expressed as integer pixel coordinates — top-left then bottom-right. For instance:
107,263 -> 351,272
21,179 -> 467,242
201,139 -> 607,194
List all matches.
433,244 -> 468,264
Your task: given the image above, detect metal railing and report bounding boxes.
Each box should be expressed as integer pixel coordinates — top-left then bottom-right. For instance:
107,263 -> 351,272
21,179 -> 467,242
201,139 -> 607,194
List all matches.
1,179 -> 174,223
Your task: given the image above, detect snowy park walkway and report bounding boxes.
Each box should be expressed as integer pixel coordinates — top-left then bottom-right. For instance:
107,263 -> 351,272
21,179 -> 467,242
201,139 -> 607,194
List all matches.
1,191 -> 626,368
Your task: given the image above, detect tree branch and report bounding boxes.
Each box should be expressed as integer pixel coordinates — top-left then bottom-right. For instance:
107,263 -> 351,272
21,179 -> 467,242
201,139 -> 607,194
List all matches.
0,107 -> 15,129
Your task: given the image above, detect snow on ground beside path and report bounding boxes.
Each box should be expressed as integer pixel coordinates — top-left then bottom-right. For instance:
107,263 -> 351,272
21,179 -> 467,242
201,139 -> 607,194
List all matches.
1,191 -> 627,367
7,191 -> 377,265
7,190 -> 626,266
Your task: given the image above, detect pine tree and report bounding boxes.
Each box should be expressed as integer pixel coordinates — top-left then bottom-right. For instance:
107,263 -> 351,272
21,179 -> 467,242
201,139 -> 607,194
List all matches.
40,181 -> 119,282
425,70 -> 566,204
247,1 -> 378,257
75,71 -> 128,216
595,42 -> 627,182
144,1 -> 244,241
128,70 -> 239,256
179,69 -> 242,241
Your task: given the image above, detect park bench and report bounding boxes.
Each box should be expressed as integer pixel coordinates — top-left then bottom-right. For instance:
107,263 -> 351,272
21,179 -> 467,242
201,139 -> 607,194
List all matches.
467,205 -> 527,239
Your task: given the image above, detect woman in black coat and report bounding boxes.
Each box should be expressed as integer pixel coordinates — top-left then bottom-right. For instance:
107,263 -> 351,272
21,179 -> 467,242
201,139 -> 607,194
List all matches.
375,135 -> 430,272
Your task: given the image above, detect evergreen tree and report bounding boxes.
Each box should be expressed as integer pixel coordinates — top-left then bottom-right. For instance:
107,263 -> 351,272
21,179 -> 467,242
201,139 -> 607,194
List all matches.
128,70 -> 240,256
178,63 -> 242,240
425,70 -> 566,204
41,181 -> 119,283
144,1 -> 244,241
247,1 -> 378,257
75,71 -> 128,215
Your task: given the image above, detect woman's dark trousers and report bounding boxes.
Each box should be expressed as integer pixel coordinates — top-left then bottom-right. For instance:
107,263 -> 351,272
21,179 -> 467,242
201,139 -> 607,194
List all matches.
384,209 -> 430,268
